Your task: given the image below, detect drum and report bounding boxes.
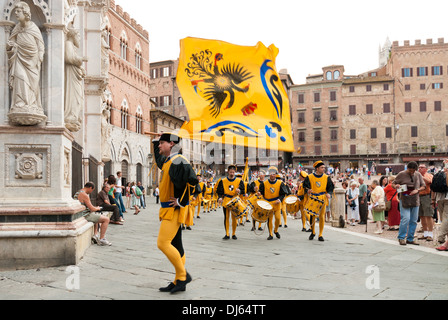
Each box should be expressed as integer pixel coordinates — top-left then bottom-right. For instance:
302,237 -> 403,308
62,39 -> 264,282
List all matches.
285,195 -> 299,215
226,196 -> 249,219
303,194 -> 326,217
251,200 -> 272,223
247,194 -> 261,210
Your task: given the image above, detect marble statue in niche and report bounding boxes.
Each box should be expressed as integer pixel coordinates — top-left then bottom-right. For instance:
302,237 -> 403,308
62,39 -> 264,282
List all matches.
64,28 -> 87,132
6,1 -> 47,126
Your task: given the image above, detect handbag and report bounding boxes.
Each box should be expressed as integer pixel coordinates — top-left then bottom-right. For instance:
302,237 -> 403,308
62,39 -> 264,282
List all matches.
134,186 -> 142,197
373,201 -> 386,212
385,191 -> 397,211
348,189 -> 357,208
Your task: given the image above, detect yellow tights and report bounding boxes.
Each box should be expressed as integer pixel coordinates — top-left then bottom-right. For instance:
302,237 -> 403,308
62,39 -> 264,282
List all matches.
157,209 -> 187,283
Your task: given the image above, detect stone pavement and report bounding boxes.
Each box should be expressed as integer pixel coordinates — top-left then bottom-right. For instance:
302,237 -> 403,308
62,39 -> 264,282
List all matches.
0,199 -> 447,301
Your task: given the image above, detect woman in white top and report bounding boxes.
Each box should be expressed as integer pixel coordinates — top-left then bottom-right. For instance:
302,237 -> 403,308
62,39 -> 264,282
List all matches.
346,182 -> 360,226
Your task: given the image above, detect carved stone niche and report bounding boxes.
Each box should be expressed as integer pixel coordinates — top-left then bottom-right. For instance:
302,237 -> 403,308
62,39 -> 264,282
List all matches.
5,144 -> 51,187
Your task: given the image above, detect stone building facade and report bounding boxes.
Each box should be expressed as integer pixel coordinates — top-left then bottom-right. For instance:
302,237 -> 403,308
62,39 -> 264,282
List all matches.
102,1 -> 153,186
291,38 -> 448,173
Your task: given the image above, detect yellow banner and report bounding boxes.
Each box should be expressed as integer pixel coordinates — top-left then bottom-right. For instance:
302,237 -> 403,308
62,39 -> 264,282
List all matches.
177,37 -> 294,152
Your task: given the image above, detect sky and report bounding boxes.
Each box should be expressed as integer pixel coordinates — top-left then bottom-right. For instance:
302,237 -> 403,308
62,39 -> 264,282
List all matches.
115,0 -> 448,84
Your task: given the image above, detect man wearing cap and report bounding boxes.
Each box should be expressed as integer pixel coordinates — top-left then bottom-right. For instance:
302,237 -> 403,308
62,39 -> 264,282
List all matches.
153,132 -> 199,294
303,161 -> 335,241
259,166 -> 289,240
217,165 -> 245,240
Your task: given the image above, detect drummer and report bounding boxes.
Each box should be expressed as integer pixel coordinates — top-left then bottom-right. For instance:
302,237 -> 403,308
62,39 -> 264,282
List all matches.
203,181 -> 213,213
296,171 -> 310,232
217,165 -> 245,240
248,170 -> 266,231
236,173 -> 250,225
259,166 -> 289,240
303,161 -> 335,242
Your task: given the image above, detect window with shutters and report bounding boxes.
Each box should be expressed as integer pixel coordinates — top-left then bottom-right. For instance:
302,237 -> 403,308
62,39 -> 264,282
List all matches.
366,85 -> 372,92
432,66 -> 443,76
314,111 -> 321,122
349,86 -> 355,93
298,93 -> 305,104
383,103 -> 391,113
161,95 -> 172,107
151,68 -> 158,79
381,143 -> 387,154
366,104 -> 373,114
330,145 -> 338,153
384,84 -> 389,91
402,68 -> 413,77
314,131 -> 321,142
385,127 -> 392,138
405,102 -> 412,112
349,105 -> 356,115
432,83 -> 443,89
417,67 -> 428,76
162,67 -> 171,77
314,146 -> 322,155
350,129 -> 356,139
411,126 -> 418,137
330,129 -> 338,140
314,92 -> 320,103
420,101 -> 427,112
298,112 -> 305,123
435,101 -> 442,111
371,128 -> 377,139
350,145 -> 356,155
298,131 -> 305,142
330,110 -> 337,121
330,91 -> 337,101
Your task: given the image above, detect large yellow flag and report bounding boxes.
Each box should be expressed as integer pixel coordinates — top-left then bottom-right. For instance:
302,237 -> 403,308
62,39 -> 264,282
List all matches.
177,37 -> 294,152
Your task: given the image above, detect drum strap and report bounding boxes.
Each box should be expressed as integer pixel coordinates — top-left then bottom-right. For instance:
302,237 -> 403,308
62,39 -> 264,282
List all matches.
312,192 -> 326,196
265,196 -> 280,202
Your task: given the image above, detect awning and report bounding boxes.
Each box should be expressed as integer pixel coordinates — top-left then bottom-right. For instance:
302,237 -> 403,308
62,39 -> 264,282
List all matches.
402,156 -> 446,162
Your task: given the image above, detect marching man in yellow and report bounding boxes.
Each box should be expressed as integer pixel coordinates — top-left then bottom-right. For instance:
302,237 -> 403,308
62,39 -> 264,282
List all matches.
302,161 -> 335,242
259,166 -> 289,240
203,181 -> 213,213
248,170 -> 266,231
195,173 -> 205,219
217,165 -> 245,240
153,132 -> 199,294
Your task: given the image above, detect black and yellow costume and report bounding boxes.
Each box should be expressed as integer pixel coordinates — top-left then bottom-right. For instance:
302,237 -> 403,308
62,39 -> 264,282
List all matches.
216,173 -> 245,239
153,133 -> 198,293
248,176 -> 265,230
259,168 -> 289,240
296,171 -> 310,231
303,161 -> 334,241
212,178 -> 222,210
203,183 -> 213,213
196,178 -> 205,218
280,179 -> 291,228
186,183 -> 201,228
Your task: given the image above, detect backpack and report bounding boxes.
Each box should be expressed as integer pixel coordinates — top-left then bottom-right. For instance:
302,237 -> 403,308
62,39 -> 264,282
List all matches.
430,171 -> 448,193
